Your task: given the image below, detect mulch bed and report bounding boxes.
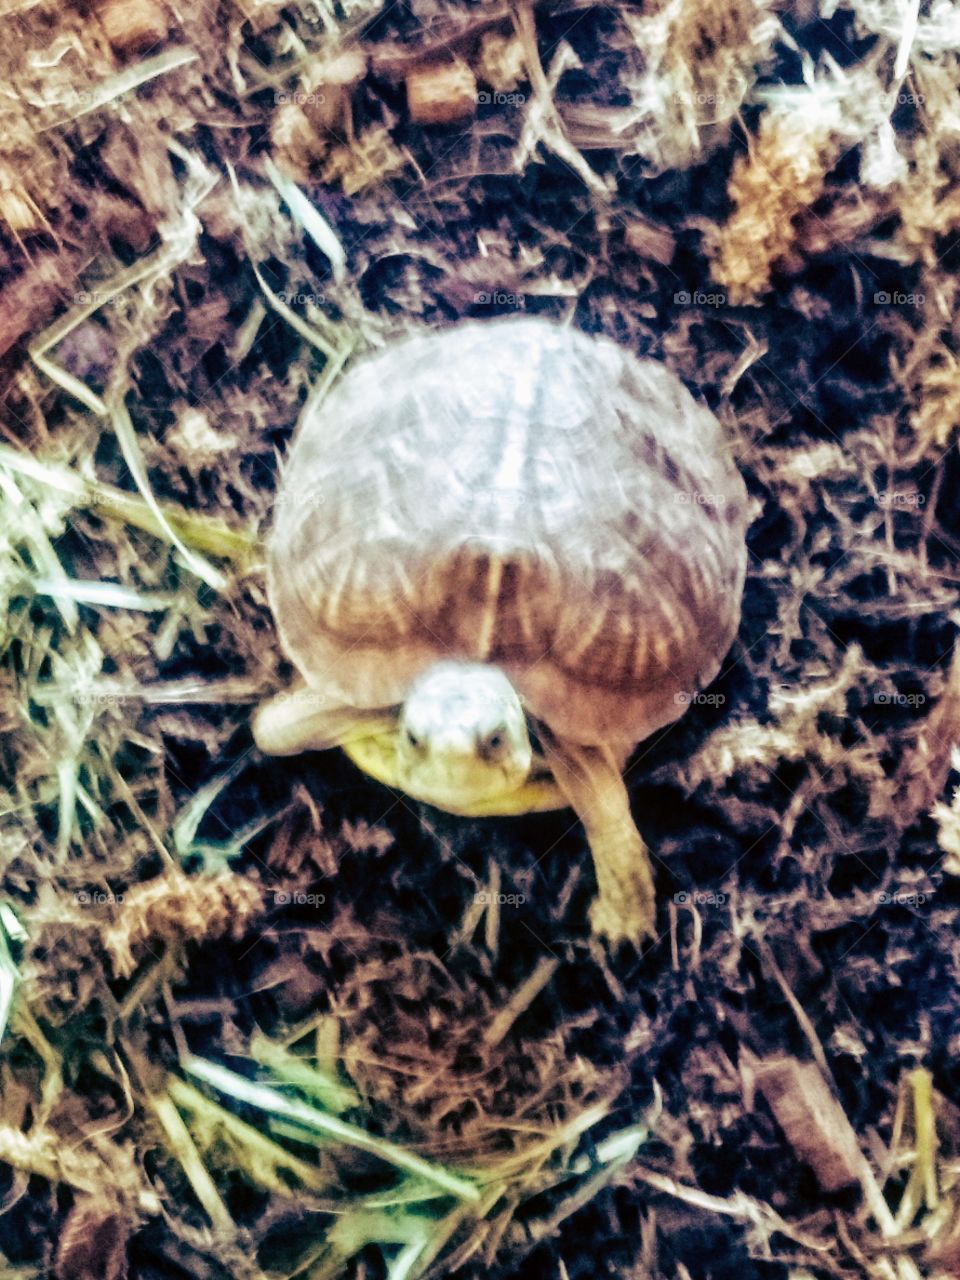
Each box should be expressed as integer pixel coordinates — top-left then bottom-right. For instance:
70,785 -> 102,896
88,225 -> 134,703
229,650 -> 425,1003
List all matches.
1,2 -> 960,1278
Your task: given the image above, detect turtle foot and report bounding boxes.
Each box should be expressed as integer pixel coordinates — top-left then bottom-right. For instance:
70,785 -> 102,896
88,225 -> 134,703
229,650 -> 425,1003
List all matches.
254,684 -> 395,756
589,883 -> 657,946
536,735 -> 660,948
587,824 -> 659,946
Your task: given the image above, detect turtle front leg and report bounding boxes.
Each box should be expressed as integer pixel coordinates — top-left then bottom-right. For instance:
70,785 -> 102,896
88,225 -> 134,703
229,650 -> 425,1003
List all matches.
253,679 -> 396,756
539,736 -> 657,944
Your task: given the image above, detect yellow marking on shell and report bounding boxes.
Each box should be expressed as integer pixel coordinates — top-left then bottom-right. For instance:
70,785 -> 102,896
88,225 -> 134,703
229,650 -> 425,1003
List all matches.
651,632 -> 674,673
474,553 -> 503,660
627,623 -> 648,683
379,595 -> 410,637
323,554 -> 359,631
463,362 -> 539,659
513,589 -> 536,647
607,608 -> 638,685
388,553 -> 419,629
560,598 -> 611,667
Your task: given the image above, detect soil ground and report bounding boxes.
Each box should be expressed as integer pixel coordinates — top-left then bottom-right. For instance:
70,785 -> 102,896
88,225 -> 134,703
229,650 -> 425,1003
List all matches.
1,2 -> 960,1279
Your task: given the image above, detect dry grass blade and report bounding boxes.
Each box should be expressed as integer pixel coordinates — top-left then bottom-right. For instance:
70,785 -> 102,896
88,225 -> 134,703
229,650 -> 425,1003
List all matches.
147,1087 -> 236,1234
226,161 -> 351,361
38,47 -> 200,132
1,2 -> 959,1278
264,156 -> 347,284
168,1076 -> 338,1196
0,911 -> 21,1046
107,398 -> 226,591
0,444 -> 257,564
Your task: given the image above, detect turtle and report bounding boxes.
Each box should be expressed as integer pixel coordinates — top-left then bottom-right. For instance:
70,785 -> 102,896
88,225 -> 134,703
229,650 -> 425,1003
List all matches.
253,316 -> 749,943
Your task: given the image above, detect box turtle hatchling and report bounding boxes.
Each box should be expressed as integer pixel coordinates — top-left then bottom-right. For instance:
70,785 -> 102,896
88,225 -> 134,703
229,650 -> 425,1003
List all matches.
254,316 -> 749,943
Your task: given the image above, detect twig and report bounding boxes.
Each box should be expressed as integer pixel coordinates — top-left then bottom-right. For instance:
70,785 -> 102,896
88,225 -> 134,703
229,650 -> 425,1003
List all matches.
484,957 -> 559,1048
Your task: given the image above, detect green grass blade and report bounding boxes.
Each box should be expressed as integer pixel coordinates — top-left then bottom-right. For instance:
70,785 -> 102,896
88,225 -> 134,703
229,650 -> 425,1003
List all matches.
183,1056 -> 481,1203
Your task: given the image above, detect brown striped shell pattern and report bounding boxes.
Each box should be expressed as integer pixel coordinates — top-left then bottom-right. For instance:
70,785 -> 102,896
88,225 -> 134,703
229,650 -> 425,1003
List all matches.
267,316 -> 749,748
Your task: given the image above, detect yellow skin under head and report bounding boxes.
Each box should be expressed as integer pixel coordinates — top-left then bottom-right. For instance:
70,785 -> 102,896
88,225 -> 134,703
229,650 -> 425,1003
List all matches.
345,663 -> 568,815
345,729 -> 568,815
253,660 -> 657,943
395,663 -> 534,810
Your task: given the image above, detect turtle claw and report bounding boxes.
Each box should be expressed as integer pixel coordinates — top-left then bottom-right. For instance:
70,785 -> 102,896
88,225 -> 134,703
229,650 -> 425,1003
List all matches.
586,814 -> 659,946
589,885 -> 657,948
587,827 -> 659,949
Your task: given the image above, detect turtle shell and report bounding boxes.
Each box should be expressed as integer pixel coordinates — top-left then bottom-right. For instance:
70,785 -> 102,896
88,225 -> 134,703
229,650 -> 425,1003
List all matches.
267,317 -> 749,746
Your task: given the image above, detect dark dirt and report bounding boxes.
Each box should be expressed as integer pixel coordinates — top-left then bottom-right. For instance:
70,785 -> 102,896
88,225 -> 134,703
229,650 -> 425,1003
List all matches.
1,2 -> 959,1279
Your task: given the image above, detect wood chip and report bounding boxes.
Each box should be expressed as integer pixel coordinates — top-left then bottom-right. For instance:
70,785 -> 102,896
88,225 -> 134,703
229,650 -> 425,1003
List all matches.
98,0 -> 169,56
477,30 -> 527,92
303,49 -> 367,134
0,182 -> 45,236
624,215 -> 677,266
271,103 -> 329,181
751,1056 -> 863,1191
55,1196 -> 129,1280
406,61 -> 477,126
0,256 -> 72,360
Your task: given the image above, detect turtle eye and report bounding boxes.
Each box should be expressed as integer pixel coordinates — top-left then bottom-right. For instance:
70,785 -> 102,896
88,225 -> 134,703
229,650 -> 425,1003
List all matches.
478,727 -> 507,758
404,727 -> 422,750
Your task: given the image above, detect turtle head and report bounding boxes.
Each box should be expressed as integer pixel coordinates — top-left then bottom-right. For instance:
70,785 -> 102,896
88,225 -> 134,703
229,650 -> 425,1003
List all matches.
397,662 -> 532,811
